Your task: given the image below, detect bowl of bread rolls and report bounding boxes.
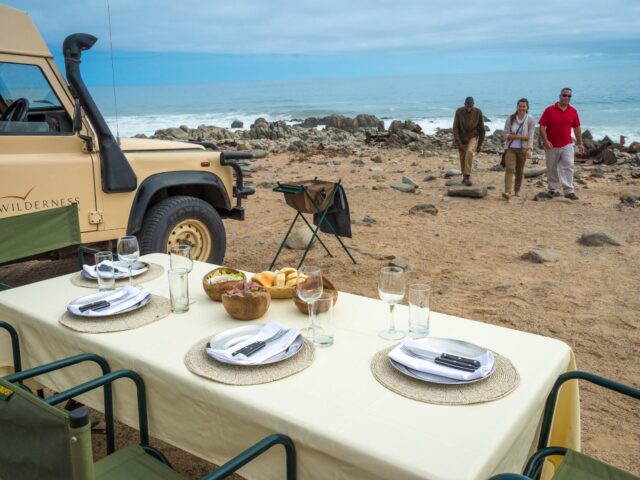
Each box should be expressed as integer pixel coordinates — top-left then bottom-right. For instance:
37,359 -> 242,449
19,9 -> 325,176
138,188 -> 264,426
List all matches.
292,276 -> 339,314
202,267 -> 246,301
252,267 -> 303,299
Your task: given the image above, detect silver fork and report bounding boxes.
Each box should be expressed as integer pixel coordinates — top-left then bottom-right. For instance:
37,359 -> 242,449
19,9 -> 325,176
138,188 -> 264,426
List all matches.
401,346 -> 437,361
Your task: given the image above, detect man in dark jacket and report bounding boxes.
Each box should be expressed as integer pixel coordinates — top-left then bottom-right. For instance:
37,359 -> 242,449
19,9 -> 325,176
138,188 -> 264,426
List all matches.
453,97 -> 485,186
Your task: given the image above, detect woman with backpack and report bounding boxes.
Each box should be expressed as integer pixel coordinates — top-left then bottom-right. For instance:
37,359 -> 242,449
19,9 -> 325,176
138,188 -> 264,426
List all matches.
502,98 -> 536,200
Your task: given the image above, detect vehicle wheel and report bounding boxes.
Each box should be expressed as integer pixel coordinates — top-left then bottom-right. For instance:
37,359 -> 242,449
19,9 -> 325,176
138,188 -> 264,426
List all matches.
138,196 -> 226,263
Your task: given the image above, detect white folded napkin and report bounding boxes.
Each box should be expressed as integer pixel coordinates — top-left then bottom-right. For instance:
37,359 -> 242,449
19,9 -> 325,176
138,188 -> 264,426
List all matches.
82,261 -> 147,279
389,338 -> 495,381
207,321 -> 300,365
68,285 -> 151,317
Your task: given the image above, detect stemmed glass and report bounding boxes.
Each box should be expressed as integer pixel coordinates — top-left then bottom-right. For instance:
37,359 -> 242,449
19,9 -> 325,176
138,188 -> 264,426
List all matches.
378,266 -> 406,340
117,236 -> 140,286
170,244 -> 195,304
296,266 -> 323,337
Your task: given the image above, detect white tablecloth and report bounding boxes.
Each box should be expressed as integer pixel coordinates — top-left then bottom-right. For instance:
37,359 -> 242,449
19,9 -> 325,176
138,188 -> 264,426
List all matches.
0,254 -> 578,480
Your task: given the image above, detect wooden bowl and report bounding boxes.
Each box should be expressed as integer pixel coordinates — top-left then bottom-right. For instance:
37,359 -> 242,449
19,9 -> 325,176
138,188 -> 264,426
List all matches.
292,277 -> 338,314
202,268 -> 246,301
222,286 -> 271,320
266,285 -> 296,299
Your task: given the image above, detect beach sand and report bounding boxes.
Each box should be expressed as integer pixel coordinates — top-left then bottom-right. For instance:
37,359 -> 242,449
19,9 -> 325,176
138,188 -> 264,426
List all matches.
1,147 -> 638,477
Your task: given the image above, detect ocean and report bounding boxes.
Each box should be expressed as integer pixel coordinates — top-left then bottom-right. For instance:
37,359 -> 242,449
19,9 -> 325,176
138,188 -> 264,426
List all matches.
93,67 -> 640,142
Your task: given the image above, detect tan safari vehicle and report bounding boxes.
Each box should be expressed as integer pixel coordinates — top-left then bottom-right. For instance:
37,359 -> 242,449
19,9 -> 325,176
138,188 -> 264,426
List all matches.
0,4 -> 254,263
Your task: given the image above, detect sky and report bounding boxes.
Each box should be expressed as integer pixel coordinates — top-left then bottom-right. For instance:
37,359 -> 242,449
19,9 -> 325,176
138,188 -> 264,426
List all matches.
4,0 -> 640,85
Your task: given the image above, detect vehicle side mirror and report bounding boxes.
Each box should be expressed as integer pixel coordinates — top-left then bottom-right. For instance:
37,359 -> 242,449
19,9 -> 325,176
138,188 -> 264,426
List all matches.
73,99 -> 82,133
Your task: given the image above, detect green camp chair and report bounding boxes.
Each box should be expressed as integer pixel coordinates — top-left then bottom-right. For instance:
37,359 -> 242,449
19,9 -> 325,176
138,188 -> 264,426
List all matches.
0,320 -> 21,372
489,371 -> 640,480
1,356 -> 297,480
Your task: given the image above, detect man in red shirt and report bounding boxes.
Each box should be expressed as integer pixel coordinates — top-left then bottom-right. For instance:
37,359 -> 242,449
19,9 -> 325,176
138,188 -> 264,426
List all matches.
538,88 -> 585,200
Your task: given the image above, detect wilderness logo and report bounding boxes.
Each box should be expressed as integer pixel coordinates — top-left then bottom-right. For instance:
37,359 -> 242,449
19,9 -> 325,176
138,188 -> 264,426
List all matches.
0,186 -> 80,214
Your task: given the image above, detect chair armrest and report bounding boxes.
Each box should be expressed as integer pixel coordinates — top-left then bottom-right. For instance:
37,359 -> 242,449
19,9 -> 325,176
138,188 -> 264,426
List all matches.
538,371 -> 640,450
77,245 -> 101,268
44,369 -> 150,447
0,321 -> 21,372
200,433 -> 296,480
488,474 -> 531,480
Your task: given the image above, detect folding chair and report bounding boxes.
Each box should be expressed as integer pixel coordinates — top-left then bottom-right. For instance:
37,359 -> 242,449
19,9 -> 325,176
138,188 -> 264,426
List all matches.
1,355 -> 297,480
0,320 -> 21,372
270,179 -> 356,269
489,371 -> 640,480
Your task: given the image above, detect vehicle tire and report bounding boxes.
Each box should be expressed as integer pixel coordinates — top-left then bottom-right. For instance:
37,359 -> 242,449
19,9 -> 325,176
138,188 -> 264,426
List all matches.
138,196 -> 226,263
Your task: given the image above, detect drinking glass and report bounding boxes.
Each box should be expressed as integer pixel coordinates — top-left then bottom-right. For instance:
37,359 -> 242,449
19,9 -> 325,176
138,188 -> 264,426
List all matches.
94,251 -> 115,292
168,268 -> 189,313
117,236 -> 140,285
312,291 -> 334,347
170,244 -> 195,304
408,284 -> 431,337
296,266 -> 323,337
378,266 -> 406,340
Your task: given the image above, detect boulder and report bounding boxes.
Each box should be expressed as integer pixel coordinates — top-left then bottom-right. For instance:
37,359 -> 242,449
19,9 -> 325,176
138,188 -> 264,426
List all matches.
390,183 -> 416,193
521,249 -> 560,264
423,174 -> 437,182
578,232 -> 622,247
252,149 -> 268,159
389,256 -> 409,270
285,227 -> 315,250
619,193 -> 639,205
230,120 -> 244,128
371,155 -> 384,163
524,167 -> 546,178
446,185 -> 488,198
402,176 -> 419,187
409,204 -> 438,216
444,168 -> 462,178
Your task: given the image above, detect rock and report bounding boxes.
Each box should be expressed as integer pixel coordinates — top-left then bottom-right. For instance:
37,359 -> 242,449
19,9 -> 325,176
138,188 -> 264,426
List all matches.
620,193 -> 639,205
521,249 -> 560,264
578,232 -> 622,247
590,167 -> 605,178
371,155 -> 384,163
252,149 -> 268,159
362,215 -> 377,224
389,256 -> 409,270
372,185 -> 388,190
285,227 -> 315,250
369,167 -> 384,174
444,168 -> 462,178
524,167 -> 546,178
409,204 -> 438,216
445,179 -> 461,187
631,169 -> 640,179
230,120 -> 244,128
390,183 -> 416,193
257,181 -> 277,189
447,186 -> 488,198
533,192 -> 550,201
423,174 -> 437,182
549,327 -> 563,335
165,127 -> 189,140
352,158 -> 365,166
402,176 -> 419,187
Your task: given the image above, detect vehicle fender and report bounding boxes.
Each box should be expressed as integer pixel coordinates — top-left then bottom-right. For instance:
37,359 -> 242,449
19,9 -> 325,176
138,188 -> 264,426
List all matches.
127,171 -> 231,235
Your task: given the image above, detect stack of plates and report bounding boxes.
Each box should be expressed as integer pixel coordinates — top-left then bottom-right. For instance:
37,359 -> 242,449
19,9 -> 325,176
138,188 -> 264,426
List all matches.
81,261 -> 149,280
206,322 -> 303,366
388,337 -> 496,385
67,285 -> 151,317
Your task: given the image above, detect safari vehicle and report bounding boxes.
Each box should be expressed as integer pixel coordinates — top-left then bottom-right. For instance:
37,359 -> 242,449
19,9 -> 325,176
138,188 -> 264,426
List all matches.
0,4 -> 253,263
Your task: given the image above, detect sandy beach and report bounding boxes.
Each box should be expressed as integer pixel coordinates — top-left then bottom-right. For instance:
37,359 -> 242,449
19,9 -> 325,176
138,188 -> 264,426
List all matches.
1,144 -> 638,477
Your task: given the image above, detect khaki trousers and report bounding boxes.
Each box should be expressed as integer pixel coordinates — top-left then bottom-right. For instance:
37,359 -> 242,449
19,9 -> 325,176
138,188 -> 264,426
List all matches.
458,137 -> 477,176
545,144 -> 575,195
504,148 -> 528,194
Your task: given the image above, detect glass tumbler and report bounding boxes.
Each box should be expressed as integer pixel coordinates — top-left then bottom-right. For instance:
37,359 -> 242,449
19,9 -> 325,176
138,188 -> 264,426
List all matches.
408,284 -> 431,337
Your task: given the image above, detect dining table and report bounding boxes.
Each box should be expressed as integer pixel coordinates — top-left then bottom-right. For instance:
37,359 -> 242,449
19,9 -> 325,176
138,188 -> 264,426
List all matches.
0,253 -> 579,480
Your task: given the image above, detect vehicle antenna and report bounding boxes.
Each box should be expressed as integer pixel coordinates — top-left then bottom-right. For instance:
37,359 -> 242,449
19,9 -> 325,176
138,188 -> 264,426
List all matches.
106,0 -> 120,144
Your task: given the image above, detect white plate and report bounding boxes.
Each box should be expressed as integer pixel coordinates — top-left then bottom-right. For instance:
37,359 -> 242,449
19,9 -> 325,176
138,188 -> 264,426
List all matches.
390,337 -> 496,385
207,324 -> 303,366
81,261 -> 149,280
67,289 -> 151,318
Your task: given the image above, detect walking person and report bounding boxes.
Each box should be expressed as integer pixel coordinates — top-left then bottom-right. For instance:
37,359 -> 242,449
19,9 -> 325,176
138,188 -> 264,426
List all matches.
539,87 -> 585,200
453,96 -> 485,186
502,98 -> 536,200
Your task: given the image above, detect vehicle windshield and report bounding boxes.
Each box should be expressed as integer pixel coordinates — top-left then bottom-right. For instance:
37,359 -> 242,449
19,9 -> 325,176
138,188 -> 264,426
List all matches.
0,62 -> 62,109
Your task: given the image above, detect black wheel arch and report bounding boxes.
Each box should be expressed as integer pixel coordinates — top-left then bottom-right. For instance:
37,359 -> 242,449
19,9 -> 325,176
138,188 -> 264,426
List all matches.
127,171 -> 231,235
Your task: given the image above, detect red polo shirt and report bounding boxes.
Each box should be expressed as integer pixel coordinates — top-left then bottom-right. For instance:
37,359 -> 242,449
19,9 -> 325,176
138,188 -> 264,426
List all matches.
539,103 -> 581,148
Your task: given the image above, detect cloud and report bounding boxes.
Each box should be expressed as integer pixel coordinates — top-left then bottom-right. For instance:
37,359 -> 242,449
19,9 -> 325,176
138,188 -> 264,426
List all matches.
6,0 -> 640,55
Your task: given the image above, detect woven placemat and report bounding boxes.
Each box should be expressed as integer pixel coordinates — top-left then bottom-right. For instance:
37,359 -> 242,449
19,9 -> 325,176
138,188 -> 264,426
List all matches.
70,263 -> 165,288
59,295 -> 171,333
184,337 -> 315,385
370,345 -> 519,405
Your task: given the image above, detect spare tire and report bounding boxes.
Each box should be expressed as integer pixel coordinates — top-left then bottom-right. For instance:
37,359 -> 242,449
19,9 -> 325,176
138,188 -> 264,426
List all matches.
139,196 -> 226,263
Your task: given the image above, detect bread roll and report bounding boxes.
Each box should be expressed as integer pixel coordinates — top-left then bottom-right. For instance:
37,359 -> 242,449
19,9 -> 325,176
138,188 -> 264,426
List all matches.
280,267 -> 297,278
285,277 -> 298,287
275,272 -> 286,287
252,271 -> 276,287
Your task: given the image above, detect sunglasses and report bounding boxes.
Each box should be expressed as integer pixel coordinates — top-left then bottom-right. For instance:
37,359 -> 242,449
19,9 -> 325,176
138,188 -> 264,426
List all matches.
561,94 -> 572,98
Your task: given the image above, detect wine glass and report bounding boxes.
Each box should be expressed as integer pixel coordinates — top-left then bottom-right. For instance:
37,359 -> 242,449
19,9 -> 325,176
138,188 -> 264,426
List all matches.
170,244 -> 195,304
378,266 -> 406,340
296,266 -> 323,337
117,236 -> 140,285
